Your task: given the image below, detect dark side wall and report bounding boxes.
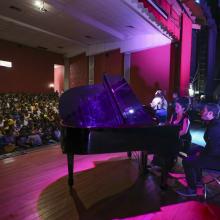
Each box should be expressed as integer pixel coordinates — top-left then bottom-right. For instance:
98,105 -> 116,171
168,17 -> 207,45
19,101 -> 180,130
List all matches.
69,53 -> 89,88
94,49 -> 124,84
68,46 -> 174,106
68,49 -> 124,87
0,39 -> 64,93
130,44 -> 172,104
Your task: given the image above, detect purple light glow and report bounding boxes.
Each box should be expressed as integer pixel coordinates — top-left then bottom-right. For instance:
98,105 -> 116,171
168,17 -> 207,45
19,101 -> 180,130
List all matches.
0,149 -> 128,220
113,201 -> 220,220
2,147 -> 219,220
129,109 -> 135,114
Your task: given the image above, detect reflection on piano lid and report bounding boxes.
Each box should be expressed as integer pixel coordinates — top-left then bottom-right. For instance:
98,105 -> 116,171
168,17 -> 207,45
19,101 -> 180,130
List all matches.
59,74 -> 154,128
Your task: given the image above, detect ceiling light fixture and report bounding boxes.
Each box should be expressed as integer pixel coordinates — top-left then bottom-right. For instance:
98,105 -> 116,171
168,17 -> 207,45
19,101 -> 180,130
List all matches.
35,0 -> 47,13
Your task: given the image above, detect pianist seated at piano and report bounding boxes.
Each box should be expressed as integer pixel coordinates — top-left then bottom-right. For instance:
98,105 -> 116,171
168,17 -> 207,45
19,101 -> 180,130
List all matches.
151,97 -> 191,168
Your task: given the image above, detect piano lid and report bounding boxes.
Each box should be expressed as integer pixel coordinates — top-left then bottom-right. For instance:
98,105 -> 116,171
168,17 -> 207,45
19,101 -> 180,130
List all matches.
59,74 -> 153,128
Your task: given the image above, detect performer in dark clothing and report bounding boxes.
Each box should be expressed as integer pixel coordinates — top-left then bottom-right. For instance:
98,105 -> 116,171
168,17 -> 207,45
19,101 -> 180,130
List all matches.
151,97 -> 191,168
176,103 -> 220,197
169,97 -> 191,154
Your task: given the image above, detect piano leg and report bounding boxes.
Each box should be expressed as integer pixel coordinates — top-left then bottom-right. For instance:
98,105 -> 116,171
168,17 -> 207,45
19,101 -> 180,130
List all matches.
160,157 -> 174,190
140,151 -> 148,174
127,151 -> 132,158
67,153 -> 74,187
160,167 -> 168,190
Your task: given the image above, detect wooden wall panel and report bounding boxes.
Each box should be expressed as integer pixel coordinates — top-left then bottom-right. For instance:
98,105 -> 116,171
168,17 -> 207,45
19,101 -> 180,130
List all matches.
0,39 -> 64,93
69,53 -> 89,88
94,49 -> 123,84
130,44 -> 171,104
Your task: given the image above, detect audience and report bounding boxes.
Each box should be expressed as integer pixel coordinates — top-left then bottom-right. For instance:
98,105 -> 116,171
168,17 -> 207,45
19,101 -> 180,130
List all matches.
0,93 -> 60,155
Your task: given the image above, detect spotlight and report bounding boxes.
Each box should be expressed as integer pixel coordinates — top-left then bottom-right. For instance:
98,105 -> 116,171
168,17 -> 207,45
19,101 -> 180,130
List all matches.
35,0 -> 47,13
49,83 -> 54,88
188,83 -> 195,97
35,0 -> 43,8
128,109 -> 134,114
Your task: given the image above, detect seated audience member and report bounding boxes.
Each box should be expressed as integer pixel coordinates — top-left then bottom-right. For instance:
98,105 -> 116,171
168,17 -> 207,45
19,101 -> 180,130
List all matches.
52,125 -> 61,141
16,127 -> 28,147
3,128 -> 16,153
0,116 -> 4,128
150,90 -> 168,124
176,103 -> 220,197
0,128 -> 5,150
41,126 -> 52,144
26,125 -> 42,147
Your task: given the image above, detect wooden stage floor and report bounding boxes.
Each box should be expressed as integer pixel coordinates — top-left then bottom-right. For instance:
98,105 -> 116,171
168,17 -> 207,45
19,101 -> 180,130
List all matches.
0,145 -> 220,220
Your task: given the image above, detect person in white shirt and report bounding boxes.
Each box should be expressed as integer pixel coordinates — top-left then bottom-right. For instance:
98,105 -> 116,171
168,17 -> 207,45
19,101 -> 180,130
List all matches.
150,90 -> 168,124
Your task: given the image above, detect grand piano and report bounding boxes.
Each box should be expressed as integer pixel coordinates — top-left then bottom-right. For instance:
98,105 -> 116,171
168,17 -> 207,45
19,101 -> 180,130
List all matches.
59,74 -> 180,188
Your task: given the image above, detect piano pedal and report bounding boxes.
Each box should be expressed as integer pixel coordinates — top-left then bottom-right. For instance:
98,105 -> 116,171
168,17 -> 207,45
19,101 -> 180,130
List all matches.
142,169 -> 149,175
127,151 -> 132,159
160,183 -> 168,190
